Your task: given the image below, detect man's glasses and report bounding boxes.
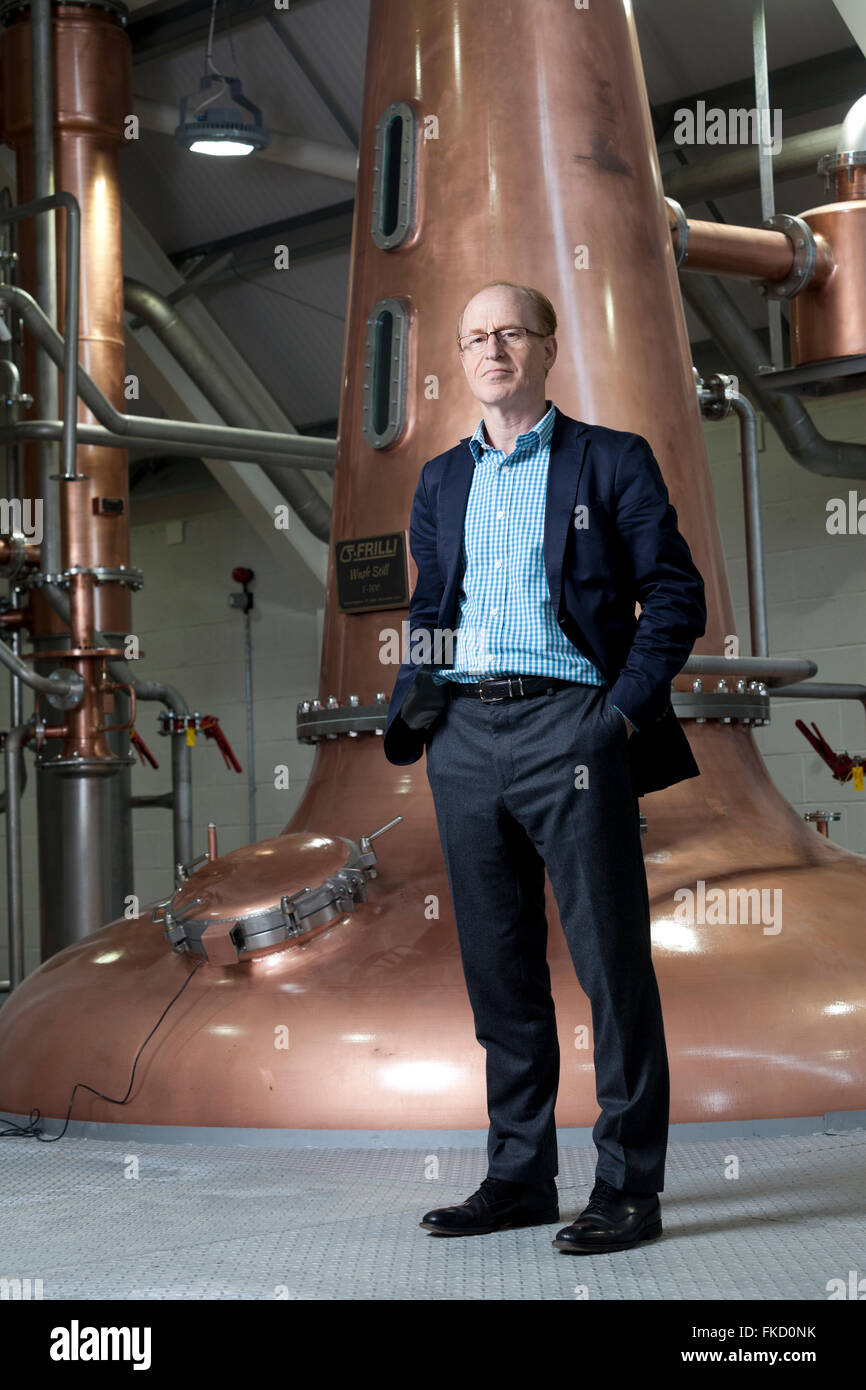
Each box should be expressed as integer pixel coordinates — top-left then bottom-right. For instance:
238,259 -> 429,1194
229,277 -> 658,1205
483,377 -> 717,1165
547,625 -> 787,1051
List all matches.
457,326 -> 549,355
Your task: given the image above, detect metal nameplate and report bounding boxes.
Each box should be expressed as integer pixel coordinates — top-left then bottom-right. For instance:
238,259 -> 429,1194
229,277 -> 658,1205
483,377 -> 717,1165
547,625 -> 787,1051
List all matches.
335,530 -> 408,612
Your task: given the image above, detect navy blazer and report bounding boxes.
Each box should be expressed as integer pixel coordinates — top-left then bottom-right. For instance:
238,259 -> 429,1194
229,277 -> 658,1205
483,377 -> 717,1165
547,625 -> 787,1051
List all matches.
383,406 -> 707,796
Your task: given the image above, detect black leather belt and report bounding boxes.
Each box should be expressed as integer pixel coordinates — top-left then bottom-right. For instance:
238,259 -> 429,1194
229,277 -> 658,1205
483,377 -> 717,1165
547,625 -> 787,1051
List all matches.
447,675 -> 585,703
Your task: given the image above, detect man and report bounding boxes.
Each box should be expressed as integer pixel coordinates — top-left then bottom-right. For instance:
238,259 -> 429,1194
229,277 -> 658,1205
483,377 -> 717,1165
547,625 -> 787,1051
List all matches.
383,281 -> 707,1254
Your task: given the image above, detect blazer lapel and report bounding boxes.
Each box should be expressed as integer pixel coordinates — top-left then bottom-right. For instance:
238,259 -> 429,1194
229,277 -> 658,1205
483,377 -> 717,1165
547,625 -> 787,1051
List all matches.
437,405 -> 590,628
544,408 -> 590,620
436,439 -> 475,623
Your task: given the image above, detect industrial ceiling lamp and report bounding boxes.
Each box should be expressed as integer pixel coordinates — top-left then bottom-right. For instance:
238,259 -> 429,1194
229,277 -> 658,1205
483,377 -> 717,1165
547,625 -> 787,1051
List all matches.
174,0 -> 268,156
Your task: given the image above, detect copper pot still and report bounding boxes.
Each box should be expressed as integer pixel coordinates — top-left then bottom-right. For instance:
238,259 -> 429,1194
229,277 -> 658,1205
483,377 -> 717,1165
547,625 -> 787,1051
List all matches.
0,0 -> 864,1136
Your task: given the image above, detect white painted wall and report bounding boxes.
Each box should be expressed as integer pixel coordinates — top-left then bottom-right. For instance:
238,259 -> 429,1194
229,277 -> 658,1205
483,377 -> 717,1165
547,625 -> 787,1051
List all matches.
126,492 -> 323,915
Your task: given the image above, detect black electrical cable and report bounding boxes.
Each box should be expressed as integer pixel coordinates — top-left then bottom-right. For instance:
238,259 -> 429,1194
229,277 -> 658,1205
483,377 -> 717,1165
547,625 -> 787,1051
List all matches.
0,955 -> 207,1141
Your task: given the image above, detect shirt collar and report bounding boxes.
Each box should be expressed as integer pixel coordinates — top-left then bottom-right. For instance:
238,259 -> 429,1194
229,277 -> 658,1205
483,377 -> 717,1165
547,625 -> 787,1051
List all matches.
469,400 -> 556,463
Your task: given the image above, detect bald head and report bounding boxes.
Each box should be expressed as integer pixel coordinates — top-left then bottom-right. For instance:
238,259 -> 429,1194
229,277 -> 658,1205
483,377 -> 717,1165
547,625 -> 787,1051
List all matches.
456,283 -> 558,417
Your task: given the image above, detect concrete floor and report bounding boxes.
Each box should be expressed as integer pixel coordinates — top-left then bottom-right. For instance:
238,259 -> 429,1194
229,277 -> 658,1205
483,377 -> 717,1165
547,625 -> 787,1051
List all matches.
1,1121 -> 863,1299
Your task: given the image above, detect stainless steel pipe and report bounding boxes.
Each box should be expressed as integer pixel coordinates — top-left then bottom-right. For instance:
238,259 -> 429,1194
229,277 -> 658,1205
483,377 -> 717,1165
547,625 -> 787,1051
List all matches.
4,721 -> 32,989
0,282 -> 337,470
731,390 -> 768,658
0,419 -> 335,473
0,192 -> 81,484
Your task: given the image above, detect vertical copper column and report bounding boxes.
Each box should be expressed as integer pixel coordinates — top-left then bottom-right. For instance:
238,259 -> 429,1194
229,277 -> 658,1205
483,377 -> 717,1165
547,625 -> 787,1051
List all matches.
0,0 -> 132,635
0,2 -> 134,954
318,0 -> 730,710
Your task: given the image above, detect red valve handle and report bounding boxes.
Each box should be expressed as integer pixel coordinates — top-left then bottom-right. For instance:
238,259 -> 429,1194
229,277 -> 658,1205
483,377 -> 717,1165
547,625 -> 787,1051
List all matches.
200,714 -> 242,773
131,728 -> 159,768
795,718 -> 859,783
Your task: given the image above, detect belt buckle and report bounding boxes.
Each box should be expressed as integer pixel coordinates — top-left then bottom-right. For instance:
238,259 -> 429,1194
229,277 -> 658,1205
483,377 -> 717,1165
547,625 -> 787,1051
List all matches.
478,679 -> 504,702
478,676 -> 524,702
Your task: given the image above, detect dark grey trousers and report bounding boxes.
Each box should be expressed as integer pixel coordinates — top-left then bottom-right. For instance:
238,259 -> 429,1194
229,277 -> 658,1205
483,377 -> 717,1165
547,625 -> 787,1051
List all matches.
424,679 -> 669,1194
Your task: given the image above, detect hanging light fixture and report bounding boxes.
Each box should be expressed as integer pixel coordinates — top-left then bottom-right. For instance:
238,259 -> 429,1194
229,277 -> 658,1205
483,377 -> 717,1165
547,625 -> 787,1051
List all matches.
175,0 -> 269,156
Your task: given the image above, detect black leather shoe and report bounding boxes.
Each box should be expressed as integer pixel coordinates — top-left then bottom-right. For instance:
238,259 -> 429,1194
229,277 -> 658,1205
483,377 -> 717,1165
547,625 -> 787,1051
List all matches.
420,1177 -> 559,1236
552,1176 -> 662,1253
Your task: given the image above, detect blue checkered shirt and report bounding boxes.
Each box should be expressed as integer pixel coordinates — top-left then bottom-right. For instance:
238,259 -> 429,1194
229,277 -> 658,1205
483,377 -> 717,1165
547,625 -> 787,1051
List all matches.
429,400 -> 637,730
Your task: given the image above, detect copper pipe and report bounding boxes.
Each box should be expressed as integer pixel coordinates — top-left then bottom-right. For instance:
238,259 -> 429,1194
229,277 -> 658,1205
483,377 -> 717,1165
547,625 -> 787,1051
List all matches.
68,569 -> 95,650
0,611 -> 28,630
668,209 -> 835,290
0,541 -> 41,569
671,212 -> 794,282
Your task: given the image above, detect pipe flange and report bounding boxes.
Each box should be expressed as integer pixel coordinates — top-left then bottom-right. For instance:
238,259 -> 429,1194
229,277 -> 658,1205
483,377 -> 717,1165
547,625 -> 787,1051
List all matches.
31,564 -> 144,591
751,214 -> 817,299
64,564 -> 144,591
28,712 -> 47,754
29,571 -> 69,590
158,710 -> 204,735
817,148 -> 866,195
695,371 -> 739,420
297,694 -> 389,742
673,686 -> 771,725
37,751 -> 135,773
664,197 -> 689,267
44,668 -> 85,710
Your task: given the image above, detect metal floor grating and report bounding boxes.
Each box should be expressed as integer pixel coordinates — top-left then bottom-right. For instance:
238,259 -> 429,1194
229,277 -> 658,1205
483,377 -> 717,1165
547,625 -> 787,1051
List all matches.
0,1129 -> 863,1300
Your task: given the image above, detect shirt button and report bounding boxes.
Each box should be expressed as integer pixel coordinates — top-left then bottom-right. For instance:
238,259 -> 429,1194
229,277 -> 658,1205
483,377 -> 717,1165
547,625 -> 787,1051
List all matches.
497,510 -> 504,519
